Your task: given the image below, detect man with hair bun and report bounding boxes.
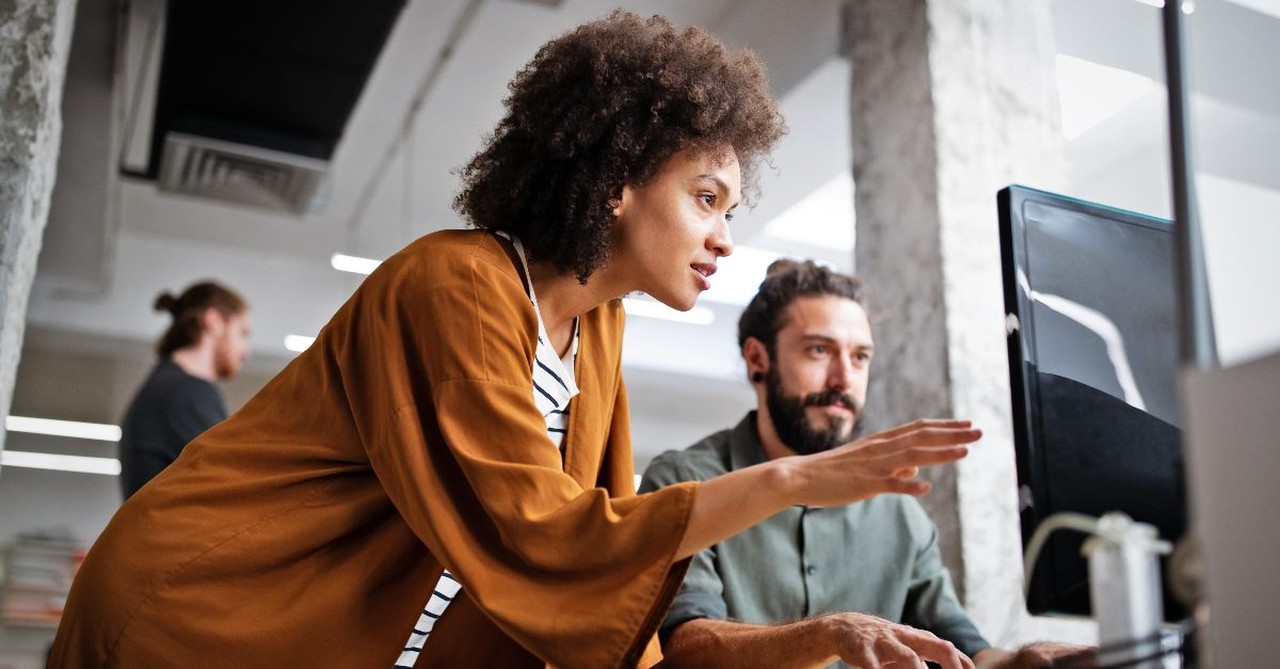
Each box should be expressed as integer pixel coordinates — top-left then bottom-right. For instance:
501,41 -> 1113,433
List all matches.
118,281 -> 250,499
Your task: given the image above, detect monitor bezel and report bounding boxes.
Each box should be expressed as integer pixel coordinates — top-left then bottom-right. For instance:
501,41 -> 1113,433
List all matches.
997,184 -> 1179,618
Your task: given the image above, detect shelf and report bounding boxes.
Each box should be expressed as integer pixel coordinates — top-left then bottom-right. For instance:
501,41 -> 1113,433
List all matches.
0,540 -> 84,629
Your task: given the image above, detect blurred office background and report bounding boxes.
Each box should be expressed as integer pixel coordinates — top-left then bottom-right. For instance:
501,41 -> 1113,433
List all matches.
0,0 -> 1275,666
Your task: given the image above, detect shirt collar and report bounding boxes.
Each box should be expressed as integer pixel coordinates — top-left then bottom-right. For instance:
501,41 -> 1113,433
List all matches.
727,410 -> 769,472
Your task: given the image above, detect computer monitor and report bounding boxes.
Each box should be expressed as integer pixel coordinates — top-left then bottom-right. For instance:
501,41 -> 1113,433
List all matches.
998,185 -> 1188,622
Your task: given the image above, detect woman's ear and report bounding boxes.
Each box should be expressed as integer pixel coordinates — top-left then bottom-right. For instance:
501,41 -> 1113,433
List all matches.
611,183 -> 634,219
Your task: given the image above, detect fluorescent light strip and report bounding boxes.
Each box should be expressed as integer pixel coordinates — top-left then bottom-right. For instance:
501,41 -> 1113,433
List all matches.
284,334 -> 317,353
1055,54 -> 1159,141
331,253 -> 382,275
5,415 -> 121,442
1,450 -> 121,476
1132,0 -> 1196,12
622,298 -> 714,325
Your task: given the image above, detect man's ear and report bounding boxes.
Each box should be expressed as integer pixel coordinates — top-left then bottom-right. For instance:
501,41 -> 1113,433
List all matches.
200,308 -> 225,336
742,337 -> 770,383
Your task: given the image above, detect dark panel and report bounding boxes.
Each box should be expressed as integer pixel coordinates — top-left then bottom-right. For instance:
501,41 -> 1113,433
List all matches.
146,0 -> 407,174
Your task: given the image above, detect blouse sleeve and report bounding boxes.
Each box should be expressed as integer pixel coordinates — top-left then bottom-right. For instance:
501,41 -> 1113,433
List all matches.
331,237 -> 697,668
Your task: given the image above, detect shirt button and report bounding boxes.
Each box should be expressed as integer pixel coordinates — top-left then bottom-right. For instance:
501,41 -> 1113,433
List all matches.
805,565 -> 817,576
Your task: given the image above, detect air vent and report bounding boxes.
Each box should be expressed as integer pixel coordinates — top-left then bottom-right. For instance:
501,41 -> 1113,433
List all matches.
157,132 -> 329,215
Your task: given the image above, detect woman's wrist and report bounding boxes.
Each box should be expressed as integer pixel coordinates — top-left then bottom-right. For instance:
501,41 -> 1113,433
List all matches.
761,456 -> 804,507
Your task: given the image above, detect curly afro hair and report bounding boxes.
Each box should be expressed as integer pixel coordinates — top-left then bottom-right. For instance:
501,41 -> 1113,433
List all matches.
454,10 -> 787,283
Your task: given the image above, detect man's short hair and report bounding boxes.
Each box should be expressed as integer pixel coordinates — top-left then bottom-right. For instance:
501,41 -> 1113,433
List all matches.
737,259 -> 864,357
454,10 -> 786,284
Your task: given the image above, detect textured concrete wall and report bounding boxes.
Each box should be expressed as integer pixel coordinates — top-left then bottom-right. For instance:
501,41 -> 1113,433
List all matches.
0,0 -> 79,458
846,0 -> 961,594
848,0 -> 1092,647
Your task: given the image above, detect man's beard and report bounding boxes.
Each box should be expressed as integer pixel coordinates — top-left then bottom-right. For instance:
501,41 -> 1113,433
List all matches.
213,338 -> 238,380
763,368 -> 863,455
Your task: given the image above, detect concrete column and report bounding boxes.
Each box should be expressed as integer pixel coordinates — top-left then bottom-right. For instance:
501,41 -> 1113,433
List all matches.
0,0 -> 79,461
847,0 -> 1090,646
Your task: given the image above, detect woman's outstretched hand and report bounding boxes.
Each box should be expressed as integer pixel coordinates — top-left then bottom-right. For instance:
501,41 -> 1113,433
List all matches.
676,418 -> 980,560
778,418 -> 980,508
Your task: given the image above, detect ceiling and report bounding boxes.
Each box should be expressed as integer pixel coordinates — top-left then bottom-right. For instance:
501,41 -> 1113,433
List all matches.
21,0 -> 1280,406
143,0 -> 407,174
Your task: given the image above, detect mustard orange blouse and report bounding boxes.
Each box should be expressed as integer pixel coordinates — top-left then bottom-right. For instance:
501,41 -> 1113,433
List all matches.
49,230 -> 697,668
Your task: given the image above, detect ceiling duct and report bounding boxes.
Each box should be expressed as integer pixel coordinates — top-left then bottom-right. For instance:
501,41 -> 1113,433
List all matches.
158,132 -> 328,215
139,0 -> 407,214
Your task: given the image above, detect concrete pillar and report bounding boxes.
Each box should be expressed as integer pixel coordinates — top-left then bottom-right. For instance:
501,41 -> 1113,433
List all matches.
847,0 -> 1090,646
0,0 -> 79,461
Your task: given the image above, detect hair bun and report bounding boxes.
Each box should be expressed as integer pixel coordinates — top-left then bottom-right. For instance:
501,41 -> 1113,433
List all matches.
764,258 -> 802,276
153,292 -> 179,314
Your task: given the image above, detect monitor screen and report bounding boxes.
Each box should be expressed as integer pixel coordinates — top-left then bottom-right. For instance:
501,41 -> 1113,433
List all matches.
998,185 -> 1187,622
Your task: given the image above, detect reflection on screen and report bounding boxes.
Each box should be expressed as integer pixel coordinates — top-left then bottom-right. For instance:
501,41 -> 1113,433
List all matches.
1023,201 -> 1181,427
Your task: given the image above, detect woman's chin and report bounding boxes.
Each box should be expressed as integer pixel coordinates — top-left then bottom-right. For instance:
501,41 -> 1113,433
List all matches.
665,295 -> 699,312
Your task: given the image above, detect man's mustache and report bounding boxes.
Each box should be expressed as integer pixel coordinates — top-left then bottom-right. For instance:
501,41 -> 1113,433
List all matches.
802,389 -> 862,413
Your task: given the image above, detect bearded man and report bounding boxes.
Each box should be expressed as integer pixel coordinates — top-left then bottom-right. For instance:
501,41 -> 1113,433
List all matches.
641,260 -> 1088,669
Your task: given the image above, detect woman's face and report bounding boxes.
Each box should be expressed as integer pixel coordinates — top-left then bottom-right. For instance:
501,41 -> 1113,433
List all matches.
611,147 -> 741,311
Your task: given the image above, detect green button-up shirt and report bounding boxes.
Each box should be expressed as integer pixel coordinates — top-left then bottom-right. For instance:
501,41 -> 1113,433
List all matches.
640,412 -> 990,665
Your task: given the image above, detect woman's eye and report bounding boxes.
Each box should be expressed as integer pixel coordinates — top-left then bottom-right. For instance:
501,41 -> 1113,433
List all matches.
725,211 -> 735,222
700,193 -> 716,206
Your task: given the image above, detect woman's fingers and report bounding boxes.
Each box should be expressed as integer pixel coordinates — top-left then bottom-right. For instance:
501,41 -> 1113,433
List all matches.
880,478 -> 932,496
854,426 -> 983,458
797,420 -> 979,506
881,444 -> 971,470
869,418 -> 973,441
892,466 -> 920,480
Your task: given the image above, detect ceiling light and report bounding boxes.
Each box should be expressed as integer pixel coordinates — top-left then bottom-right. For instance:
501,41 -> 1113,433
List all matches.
1131,0 -> 1196,13
5,415 -> 121,442
1222,0 -> 1280,19
331,253 -> 382,275
1055,54 -> 1159,141
622,298 -> 714,325
1,450 -> 121,476
284,334 -> 316,353
762,172 -> 856,252
700,246 -> 785,307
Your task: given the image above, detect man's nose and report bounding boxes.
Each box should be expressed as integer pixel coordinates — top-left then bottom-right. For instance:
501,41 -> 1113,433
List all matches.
828,356 -> 855,390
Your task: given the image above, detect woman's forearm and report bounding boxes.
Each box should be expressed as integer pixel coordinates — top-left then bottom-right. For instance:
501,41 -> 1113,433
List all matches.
675,459 -> 795,559
675,418 -> 980,560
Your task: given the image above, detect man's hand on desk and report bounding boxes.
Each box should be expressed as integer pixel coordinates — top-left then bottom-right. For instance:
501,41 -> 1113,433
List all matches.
820,611 -> 974,669
974,642 -> 1097,669
660,613 -> 974,669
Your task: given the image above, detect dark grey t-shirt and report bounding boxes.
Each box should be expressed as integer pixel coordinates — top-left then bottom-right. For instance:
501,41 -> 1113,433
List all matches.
640,412 -> 990,665
118,359 -> 227,499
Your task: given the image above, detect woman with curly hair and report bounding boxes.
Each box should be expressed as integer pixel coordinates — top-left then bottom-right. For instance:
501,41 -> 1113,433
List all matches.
50,11 -> 978,669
